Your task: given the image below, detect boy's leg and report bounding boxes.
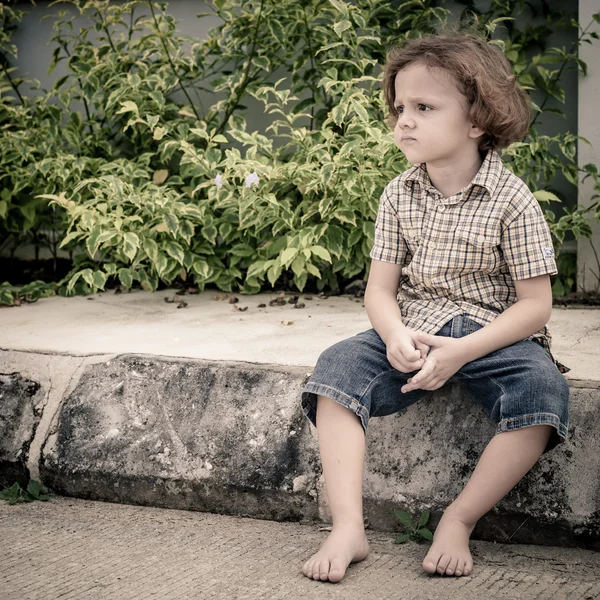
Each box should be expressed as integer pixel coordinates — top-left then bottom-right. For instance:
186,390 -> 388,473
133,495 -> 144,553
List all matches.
422,424 -> 552,577
301,395 -> 370,582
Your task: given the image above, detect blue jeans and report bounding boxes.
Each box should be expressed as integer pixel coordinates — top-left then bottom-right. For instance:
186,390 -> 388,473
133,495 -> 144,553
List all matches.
301,315 -> 569,452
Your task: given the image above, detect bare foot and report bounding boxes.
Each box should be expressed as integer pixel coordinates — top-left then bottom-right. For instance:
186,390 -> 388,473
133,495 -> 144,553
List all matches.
302,525 -> 370,583
422,510 -> 475,577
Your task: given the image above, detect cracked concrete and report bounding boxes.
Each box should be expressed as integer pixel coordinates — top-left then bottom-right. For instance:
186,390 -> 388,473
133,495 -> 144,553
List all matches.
0,291 -> 599,552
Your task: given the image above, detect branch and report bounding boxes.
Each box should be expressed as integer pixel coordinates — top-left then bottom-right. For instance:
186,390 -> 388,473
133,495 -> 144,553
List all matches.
96,8 -> 117,53
147,0 -> 200,120
530,19 -> 594,128
302,5 -> 317,129
1,61 -> 24,104
214,0 -> 266,135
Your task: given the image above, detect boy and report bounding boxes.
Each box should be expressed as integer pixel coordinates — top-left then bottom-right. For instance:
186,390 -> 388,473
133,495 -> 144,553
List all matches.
300,32 -> 569,582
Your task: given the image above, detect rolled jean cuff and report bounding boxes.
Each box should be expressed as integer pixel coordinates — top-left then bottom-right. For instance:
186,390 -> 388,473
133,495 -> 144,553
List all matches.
301,382 -> 369,432
495,412 -> 567,453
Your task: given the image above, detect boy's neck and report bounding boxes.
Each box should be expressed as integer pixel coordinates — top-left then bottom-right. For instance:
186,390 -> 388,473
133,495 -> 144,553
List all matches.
424,148 -> 485,199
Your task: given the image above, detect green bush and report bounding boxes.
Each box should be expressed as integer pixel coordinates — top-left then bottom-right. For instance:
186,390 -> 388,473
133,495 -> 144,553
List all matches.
1,0 -> 599,304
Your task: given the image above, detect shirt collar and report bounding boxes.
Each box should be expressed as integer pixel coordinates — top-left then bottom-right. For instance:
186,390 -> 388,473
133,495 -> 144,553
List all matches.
403,149 -> 502,200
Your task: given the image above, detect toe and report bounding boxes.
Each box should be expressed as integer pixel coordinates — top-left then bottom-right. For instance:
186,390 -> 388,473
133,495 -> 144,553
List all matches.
464,560 -> 473,576
454,562 -> 464,577
436,553 -> 451,575
422,551 -> 440,574
328,558 -> 346,583
302,559 -> 311,577
319,560 -> 330,581
445,557 -> 458,576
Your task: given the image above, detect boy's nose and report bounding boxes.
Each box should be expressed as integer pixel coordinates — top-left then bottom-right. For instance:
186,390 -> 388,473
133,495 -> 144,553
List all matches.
397,112 -> 415,129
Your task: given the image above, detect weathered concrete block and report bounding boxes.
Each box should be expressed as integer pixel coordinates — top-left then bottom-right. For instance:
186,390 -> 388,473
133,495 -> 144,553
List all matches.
361,382 -> 600,549
41,355 -> 320,521
0,372 -> 42,488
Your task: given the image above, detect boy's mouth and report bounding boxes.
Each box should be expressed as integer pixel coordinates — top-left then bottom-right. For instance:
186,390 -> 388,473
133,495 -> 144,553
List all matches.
401,136 -> 417,142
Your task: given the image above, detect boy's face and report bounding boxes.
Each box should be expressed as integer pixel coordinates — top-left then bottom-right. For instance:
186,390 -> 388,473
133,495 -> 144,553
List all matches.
393,62 -> 484,165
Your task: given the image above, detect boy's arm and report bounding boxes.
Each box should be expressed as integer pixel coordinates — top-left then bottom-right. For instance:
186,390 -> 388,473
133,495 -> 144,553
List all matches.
458,273 -> 552,363
401,274 -> 552,392
364,260 -> 404,344
365,260 -> 429,372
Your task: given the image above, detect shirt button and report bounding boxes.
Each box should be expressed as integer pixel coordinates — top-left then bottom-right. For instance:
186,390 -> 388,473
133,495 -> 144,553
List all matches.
438,205 -> 445,212
477,235 -> 485,243
429,242 -> 436,250
423,277 -> 432,287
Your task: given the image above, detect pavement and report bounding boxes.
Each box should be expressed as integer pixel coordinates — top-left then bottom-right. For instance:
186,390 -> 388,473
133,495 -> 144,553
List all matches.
1,290 -> 599,600
2,496 -> 600,600
0,290 -> 598,379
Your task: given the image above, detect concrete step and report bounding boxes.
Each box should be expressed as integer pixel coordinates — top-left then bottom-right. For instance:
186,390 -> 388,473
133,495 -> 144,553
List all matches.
2,496 -> 600,599
1,291 -> 599,549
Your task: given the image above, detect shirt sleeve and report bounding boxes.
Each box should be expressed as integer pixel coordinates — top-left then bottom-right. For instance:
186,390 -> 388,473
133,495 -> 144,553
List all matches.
501,196 -> 558,280
369,187 -> 408,265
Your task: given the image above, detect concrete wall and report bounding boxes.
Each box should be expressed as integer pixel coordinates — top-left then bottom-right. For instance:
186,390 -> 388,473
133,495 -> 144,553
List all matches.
578,0 -> 600,293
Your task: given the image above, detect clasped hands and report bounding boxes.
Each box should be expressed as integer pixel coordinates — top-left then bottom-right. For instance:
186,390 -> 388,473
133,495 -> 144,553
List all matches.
385,325 -> 468,393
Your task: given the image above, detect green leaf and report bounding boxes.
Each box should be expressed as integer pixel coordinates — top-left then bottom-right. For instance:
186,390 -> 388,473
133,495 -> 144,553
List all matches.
331,103 -> 347,126
123,232 -> 140,262
333,19 -> 352,37
86,226 -> 102,258
309,245 -> 332,263
247,261 -> 266,279
81,269 -> 94,288
118,268 -> 133,289
26,480 -> 41,498
165,241 -> 185,265
393,533 -> 412,544
417,528 -> 433,541
143,237 -> 159,262
192,259 -> 210,279
153,127 -> 167,141
533,191 -> 561,203
291,255 -> 305,277
164,214 -> 180,236
92,271 -> 107,290
280,247 -> 298,266
393,509 -> 414,528
417,509 -> 430,527
294,271 -> 308,291
116,100 -> 139,116
59,231 -> 82,249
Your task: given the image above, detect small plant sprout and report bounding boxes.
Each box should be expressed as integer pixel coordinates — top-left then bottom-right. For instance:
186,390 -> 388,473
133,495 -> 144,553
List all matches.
0,480 -> 52,504
393,508 -> 433,544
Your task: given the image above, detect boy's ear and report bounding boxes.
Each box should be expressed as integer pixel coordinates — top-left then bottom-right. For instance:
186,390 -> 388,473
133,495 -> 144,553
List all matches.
469,124 -> 485,140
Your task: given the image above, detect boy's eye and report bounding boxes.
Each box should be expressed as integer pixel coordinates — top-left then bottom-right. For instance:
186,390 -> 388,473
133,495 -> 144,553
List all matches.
395,104 -> 432,114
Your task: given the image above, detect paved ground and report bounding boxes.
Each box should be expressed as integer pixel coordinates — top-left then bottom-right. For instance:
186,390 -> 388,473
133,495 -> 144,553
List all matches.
0,291 -> 598,380
2,496 -> 600,600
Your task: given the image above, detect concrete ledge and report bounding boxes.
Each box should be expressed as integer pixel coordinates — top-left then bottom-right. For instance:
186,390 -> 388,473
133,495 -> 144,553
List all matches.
40,355 -> 319,522
1,292 -> 599,549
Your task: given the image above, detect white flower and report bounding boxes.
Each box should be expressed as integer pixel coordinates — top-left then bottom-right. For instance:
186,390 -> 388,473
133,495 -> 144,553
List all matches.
214,173 -> 223,189
245,171 -> 260,188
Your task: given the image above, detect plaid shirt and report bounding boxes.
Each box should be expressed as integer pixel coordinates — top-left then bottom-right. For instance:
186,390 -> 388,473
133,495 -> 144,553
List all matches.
370,149 -> 567,370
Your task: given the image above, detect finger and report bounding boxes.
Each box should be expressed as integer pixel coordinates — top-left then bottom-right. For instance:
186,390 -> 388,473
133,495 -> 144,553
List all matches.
388,352 -> 424,373
399,342 -> 421,362
401,362 -> 436,392
415,339 -> 430,359
416,332 -> 439,348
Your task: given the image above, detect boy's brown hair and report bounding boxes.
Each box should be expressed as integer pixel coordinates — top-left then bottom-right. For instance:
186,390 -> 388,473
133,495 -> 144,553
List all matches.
383,32 -> 532,151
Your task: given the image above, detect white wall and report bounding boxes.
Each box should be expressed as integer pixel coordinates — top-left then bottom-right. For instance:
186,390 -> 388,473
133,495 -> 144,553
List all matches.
578,0 -> 600,293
